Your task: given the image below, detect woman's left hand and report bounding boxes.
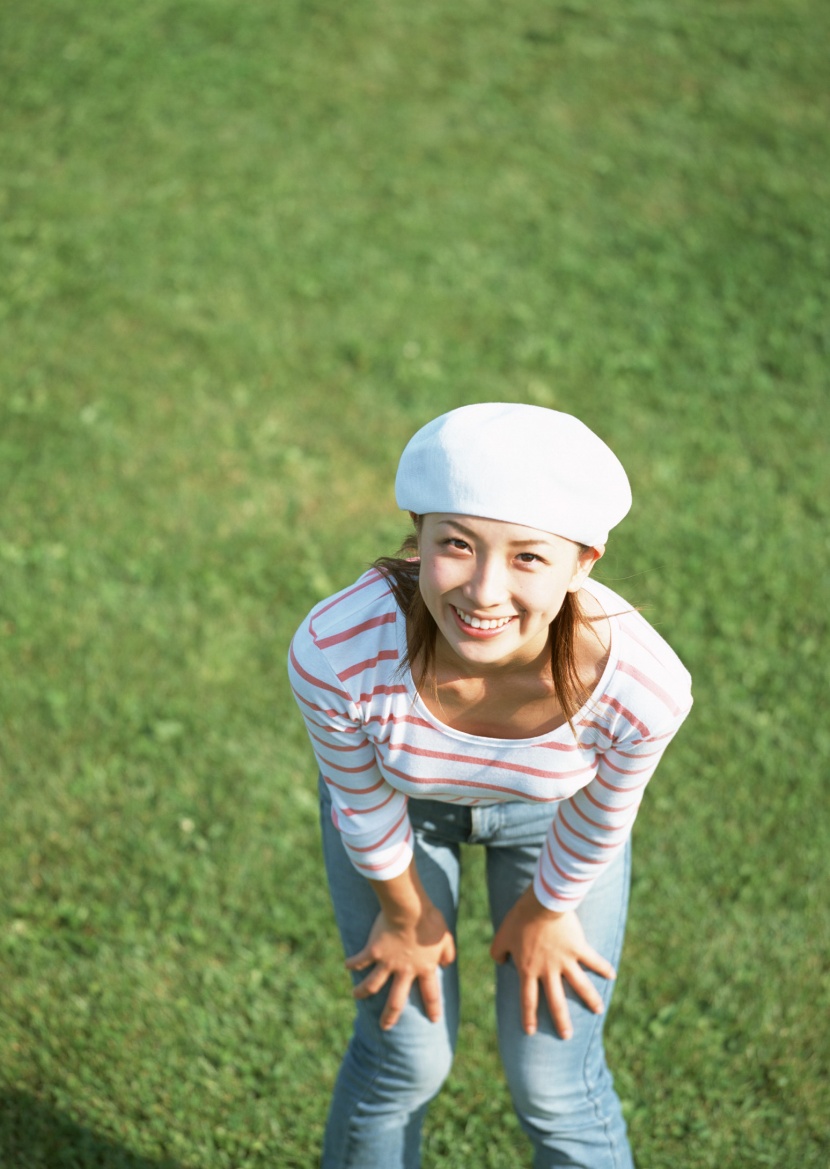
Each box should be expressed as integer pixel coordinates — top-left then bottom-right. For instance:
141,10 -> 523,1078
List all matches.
490,884 -> 616,1040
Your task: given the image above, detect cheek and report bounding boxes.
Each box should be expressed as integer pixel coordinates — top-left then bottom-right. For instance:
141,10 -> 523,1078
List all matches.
522,577 -> 568,619
419,557 -> 457,593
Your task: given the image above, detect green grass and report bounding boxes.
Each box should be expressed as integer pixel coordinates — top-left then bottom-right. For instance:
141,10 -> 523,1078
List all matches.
1,0 -> 828,1165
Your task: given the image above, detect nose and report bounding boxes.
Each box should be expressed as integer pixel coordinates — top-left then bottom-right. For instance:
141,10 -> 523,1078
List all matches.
462,555 -> 509,610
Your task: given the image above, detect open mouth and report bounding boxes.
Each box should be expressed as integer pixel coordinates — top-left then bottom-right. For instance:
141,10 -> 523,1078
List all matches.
452,606 -> 516,633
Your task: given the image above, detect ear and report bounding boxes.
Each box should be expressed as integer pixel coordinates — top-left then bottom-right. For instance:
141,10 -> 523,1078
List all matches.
567,544 -> 604,592
409,512 -> 422,550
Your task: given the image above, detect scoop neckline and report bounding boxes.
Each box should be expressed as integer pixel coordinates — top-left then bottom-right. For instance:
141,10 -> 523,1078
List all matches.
397,578 -> 618,746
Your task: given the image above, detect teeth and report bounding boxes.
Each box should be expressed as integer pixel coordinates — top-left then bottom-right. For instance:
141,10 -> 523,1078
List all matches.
456,609 -> 513,631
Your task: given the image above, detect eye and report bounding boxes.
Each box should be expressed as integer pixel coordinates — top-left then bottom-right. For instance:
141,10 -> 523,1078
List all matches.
516,552 -> 544,564
442,537 -> 471,551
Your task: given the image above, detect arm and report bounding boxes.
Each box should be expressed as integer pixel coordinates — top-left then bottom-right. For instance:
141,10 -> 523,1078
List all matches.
346,860 -> 456,1030
498,711 -> 691,1038
288,621 -> 453,1028
536,712 -> 692,911
288,630 -> 414,879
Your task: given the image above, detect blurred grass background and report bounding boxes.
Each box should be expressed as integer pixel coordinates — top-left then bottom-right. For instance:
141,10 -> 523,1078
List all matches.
1,1 -> 828,1165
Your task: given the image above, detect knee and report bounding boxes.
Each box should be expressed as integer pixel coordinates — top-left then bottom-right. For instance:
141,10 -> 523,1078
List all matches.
501,1027 -> 618,1137
343,1028 -> 452,1115
398,1029 -> 454,1104
353,1000 -> 455,1108
499,1013 -> 598,1125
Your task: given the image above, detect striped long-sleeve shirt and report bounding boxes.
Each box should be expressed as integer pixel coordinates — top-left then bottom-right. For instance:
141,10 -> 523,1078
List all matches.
288,568 -> 692,911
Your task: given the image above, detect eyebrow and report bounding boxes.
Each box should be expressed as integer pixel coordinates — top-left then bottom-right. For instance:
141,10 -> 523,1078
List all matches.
437,519 -> 554,549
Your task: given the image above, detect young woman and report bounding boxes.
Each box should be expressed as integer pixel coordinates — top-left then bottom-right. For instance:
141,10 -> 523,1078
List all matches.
288,403 -> 692,1169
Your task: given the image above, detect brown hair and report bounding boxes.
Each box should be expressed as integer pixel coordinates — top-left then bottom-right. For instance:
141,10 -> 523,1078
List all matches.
373,521 -> 597,736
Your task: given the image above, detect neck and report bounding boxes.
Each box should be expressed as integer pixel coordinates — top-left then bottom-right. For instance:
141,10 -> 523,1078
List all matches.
433,631 -> 554,683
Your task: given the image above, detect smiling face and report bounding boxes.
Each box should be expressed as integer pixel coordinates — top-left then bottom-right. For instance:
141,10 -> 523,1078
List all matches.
416,513 -> 602,674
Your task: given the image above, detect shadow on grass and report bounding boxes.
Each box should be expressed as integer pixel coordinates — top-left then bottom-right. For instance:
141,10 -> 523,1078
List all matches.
0,1090 -> 183,1168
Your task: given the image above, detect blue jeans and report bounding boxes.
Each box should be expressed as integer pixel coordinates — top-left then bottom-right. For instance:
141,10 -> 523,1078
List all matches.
319,778 -> 634,1169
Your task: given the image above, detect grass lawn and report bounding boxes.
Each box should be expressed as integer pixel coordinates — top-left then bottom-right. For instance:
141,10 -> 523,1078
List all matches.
1,1 -> 828,1165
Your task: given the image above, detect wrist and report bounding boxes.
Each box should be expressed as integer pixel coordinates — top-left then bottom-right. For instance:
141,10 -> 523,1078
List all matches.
524,881 -> 566,920
370,865 -> 436,925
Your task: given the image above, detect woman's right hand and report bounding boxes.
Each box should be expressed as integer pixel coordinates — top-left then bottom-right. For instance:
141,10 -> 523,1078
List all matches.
345,902 -> 456,1030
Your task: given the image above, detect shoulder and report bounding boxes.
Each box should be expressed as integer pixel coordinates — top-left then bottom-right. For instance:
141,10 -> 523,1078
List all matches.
298,568 -> 397,644
585,578 -> 693,727
288,569 -> 401,685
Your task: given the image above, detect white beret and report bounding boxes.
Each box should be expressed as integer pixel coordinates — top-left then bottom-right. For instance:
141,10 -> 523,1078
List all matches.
395,402 -> 631,546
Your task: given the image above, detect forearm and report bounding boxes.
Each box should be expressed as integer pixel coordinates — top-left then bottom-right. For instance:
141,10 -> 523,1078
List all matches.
368,858 -> 435,926
518,879 -> 566,923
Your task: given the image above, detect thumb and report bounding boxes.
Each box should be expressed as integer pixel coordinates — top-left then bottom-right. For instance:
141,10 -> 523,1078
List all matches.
439,935 -> 458,966
489,937 -> 509,964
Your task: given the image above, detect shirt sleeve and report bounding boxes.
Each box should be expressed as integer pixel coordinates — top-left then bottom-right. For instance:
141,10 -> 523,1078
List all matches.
288,627 -> 414,880
533,705 -> 692,912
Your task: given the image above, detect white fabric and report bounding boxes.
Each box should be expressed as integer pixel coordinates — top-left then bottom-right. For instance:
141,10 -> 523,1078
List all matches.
288,569 -> 692,912
395,403 -> 632,547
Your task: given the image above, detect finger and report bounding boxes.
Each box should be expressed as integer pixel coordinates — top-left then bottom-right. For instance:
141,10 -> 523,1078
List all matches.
519,972 -> 540,1037
352,965 -> 391,1000
380,973 -> 414,1031
489,938 -> 508,964
541,973 -> 573,1041
440,936 -> 457,966
564,964 -> 606,1016
578,944 -> 617,982
417,970 -> 443,1023
344,947 -> 373,972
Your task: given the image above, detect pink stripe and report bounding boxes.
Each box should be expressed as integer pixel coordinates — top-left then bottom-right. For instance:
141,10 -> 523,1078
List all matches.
600,755 -> 656,778
613,744 -> 662,760
336,787 -> 398,817
315,610 -> 397,650
530,739 -> 580,754
344,806 -> 410,853
308,570 -> 384,638
569,792 -> 638,834
569,799 -> 611,834
289,642 -> 350,699
292,693 -> 361,726
321,755 -> 378,776
325,774 -> 387,797
581,787 -> 641,817
540,836 -> 593,889
552,820 -> 604,866
338,650 -> 399,682
601,694 -> 651,739
390,741 -> 595,783
616,660 -> 685,717
559,807 -> 621,850
363,712 -> 436,732
308,729 -> 367,752
594,770 -> 649,796
649,727 -> 684,743
535,866 -> 582,904
578,719 -> 613,740
357,684 -> 409,702
380,760 -> 564,803
353,828 -> 413,874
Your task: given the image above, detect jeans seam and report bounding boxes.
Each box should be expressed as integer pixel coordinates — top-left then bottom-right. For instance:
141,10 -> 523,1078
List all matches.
578,842 -> 632,1169
338,1032 -> 391,1169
